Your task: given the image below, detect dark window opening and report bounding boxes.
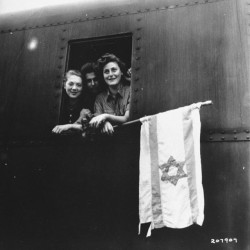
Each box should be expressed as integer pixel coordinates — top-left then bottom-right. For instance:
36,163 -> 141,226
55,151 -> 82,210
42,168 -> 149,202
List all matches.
59,33 -> 132,126
67,33 -> 132,71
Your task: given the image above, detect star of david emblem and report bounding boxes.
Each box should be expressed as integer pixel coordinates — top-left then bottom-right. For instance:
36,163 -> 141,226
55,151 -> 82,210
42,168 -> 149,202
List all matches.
159,156 -> 187,185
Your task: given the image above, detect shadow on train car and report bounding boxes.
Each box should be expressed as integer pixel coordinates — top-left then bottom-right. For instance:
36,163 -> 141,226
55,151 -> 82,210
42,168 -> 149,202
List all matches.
2,127 -> 143,250
0,33 -> 141,249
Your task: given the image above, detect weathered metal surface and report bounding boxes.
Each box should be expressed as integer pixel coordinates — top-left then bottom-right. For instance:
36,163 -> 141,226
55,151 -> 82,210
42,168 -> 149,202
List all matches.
0,0 -> 226,33
202,129 -> 250,142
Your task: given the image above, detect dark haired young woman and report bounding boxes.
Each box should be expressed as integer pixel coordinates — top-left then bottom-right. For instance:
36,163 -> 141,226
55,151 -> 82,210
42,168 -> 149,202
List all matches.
89,53 -> 130,135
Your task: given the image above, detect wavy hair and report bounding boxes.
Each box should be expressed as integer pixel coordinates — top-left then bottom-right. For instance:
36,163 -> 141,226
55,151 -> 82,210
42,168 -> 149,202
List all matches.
80,62 -> 97,81
96,53 -> 129,87
63,69 -> 82,85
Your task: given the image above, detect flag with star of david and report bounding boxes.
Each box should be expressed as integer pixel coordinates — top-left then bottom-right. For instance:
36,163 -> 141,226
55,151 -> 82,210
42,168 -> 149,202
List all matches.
139,103 -> 204,236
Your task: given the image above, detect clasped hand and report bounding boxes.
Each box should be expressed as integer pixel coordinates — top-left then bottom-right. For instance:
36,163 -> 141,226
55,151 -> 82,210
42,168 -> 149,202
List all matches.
89,114 -> 114,135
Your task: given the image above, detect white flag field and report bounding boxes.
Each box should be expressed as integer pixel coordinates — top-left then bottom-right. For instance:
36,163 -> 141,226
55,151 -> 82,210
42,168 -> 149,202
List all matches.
139,103 -> 204,236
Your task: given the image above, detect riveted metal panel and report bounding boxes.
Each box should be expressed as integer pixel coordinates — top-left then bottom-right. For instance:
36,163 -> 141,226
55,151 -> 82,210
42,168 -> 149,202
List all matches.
0,27 -> 64,139
133,0 -> 249,129
0,0 -> 226,33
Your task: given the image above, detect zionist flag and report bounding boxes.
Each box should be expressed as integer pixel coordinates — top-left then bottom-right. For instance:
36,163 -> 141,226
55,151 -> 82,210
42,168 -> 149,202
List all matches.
139,103 -> 204,236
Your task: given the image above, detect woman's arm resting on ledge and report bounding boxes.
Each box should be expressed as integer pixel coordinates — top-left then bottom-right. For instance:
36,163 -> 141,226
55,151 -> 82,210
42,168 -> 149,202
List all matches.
89,111 -> 129,128
52,124 -> 82,134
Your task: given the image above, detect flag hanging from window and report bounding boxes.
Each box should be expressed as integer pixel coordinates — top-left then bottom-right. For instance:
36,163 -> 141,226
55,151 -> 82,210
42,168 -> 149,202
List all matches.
139,103 -> 204,236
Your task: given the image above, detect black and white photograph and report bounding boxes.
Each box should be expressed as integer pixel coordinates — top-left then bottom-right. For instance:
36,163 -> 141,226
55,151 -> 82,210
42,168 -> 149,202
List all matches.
0,0 -> 249,249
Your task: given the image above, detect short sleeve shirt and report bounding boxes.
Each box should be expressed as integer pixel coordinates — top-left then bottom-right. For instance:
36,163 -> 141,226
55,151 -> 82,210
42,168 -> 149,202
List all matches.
94,84 -> 130,116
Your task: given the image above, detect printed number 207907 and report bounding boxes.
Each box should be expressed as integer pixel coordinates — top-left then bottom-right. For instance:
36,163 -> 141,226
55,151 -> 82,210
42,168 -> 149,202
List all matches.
211,238 -> 237,244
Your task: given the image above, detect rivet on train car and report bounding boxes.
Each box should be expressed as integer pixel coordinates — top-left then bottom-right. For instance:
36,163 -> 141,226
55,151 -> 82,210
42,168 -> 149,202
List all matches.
233,130 -> 237,134
247,136 -> 250,140
234,136 -> 237,140
63,29 -> 66,32
136,37 -> 141,41
245,129 -> 249,133
10,32 -> 13,35
221,130 -> 225,134
59,56 -> 63,60
137,18 -> 142,22
135,77 -> 140,81
209,137 -> 213,141
136,56 -> 141,61
221,137 -> 225,141
136,47 -> 141,51
60,47 -> 65,50
134,88 -> 139,92
13,176 -> 16,179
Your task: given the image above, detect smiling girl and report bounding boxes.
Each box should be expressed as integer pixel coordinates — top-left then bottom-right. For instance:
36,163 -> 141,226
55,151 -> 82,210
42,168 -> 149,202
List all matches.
52,70 -> 92,134
89,54 -> 130,135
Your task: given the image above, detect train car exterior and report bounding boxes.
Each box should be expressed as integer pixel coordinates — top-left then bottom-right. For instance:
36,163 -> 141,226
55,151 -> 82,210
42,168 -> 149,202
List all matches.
0,0 -> 249,249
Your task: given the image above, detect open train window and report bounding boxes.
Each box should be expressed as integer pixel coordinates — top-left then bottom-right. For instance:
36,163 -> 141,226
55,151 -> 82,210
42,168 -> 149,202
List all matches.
59,33 -> 132,126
